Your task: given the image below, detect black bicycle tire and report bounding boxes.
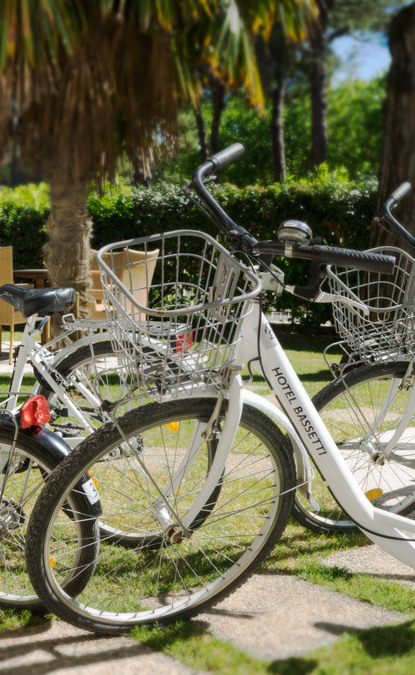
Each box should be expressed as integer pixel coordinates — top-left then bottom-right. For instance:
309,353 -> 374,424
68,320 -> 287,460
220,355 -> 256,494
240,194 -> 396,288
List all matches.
0,426 -> 98,609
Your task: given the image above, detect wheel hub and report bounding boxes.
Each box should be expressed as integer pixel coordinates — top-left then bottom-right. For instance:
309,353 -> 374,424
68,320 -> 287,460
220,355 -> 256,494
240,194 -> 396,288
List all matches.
361,440 -> 386,465
0,497 -> 26,535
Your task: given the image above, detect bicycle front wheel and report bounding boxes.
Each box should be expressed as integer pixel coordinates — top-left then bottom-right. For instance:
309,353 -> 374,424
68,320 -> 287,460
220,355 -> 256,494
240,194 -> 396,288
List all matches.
26,398 -> 295,633
294,361 -> 415,533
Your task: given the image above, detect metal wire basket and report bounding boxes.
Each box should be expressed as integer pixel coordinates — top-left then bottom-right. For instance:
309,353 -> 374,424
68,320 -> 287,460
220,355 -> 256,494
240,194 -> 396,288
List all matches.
327,246 -> 415,363
97,230 -> 261,400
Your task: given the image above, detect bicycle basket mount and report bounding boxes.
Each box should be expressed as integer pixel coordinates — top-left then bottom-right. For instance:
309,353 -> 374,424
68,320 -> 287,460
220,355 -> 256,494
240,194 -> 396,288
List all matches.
97,230 -> 261,401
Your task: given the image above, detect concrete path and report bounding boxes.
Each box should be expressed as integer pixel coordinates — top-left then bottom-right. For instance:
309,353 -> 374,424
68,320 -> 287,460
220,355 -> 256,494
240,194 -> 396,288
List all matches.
199,569 -> 406,662
0,620 -> 193,674
0,555 -> 412,673
323,543 -> 415,589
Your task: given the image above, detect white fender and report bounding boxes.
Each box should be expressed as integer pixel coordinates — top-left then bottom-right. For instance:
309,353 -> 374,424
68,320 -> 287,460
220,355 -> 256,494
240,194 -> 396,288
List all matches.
241,389 -> 319,510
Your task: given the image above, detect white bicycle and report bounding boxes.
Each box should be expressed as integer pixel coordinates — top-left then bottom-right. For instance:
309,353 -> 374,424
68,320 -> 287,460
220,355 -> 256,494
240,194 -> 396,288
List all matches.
25,144 -> 415,633
294,182 -> 415,533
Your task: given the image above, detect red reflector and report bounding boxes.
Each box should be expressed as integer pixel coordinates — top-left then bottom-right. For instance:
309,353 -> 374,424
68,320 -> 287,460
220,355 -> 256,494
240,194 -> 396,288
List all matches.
21,396 -> 51,428
174,331 -> 193,354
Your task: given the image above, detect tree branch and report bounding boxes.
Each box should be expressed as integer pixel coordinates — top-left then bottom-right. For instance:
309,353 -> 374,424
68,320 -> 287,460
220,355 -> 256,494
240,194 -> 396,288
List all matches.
328,26 -> 350,43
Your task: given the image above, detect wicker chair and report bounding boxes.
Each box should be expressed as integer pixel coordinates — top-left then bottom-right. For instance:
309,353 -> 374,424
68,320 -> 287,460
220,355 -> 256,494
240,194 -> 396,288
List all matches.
87,247 -> 159,319
0,247 -> 32,364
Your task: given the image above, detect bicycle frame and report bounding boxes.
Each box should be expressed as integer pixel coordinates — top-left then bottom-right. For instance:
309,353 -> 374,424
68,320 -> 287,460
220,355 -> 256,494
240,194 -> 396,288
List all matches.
166,303 -> 415,569
2,310 -> 315,491
2,316 -> 114,450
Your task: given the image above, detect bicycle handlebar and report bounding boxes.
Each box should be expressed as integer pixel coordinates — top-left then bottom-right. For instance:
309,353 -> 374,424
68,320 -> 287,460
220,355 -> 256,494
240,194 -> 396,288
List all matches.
191,143 -> 396,276
382,182 -> 415,250
389,182 -> 411,204
192,146 -> 258,249
207,143 -> 245,171
254,241 -> 396,275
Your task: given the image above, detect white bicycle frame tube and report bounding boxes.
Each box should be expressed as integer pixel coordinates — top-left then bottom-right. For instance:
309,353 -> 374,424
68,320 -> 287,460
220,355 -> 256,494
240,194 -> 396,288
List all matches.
183,304 -> 415,568
180,374 -> 244,530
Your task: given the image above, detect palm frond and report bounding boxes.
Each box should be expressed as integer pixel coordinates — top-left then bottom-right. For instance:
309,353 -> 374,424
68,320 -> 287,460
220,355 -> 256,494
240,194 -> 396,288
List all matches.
0,1 -> 316,185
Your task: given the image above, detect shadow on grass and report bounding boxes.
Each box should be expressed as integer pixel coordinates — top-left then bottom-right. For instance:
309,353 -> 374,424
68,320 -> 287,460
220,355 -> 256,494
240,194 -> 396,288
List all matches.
277,334 -> 336,353
315,619 -> 415,657
266,621 -> 415,673
267,657 -> 317,673
0,374 -> 35,388
351,620 -> 415,657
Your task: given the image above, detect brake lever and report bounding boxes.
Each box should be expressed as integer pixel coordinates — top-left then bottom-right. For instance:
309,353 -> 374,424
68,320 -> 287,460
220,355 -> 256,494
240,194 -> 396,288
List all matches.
285,261 -> 326,301
313,292 -> 370,316
284,260 -> 370,316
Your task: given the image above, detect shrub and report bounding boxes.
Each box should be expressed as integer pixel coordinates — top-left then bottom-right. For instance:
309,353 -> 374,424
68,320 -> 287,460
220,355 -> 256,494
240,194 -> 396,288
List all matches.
0,173 -> 378,328
0,184 -> 49,268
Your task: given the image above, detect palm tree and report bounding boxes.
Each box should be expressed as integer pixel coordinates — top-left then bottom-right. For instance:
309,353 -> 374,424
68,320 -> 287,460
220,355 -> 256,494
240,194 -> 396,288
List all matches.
0,1 -> 315,333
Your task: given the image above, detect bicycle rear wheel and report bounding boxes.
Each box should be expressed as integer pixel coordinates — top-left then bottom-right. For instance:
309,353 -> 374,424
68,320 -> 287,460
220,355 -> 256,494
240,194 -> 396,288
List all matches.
26,398 -> 295,633
39,341 -> 134,444
294,361 -> 415,533
0,426 -> 98,609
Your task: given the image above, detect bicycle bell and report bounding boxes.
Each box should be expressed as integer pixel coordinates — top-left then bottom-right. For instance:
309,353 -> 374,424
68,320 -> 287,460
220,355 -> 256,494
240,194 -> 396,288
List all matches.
277,220 -> 312,245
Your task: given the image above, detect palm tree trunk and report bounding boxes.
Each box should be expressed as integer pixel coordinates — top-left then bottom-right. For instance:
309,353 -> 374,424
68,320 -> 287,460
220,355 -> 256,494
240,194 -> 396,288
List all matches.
271,76 -> 287,182
270,33 -> 287,183
43,161 -> 93,336
130,153 -> 151,186
310,49 -> 328,167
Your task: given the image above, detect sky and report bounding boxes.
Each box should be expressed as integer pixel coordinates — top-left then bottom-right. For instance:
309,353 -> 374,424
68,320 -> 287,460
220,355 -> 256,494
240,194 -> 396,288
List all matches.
331,33 -> 391,85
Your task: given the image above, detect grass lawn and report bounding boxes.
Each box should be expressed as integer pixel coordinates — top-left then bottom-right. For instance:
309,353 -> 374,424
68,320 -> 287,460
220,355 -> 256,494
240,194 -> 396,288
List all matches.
2,329 -> 415,673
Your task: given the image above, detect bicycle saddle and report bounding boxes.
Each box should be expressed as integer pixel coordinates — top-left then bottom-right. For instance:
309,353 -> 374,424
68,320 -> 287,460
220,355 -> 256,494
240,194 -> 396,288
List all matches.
0,284 -> 76,318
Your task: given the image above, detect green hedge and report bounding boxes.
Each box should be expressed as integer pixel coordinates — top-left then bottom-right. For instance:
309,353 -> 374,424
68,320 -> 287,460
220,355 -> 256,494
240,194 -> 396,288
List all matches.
0,173 -> 378,327
0,184 -> 49,269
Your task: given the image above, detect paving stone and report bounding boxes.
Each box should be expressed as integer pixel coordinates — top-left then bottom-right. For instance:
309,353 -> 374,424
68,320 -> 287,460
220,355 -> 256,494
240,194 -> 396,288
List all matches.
322,543 -> 415,589
0,620 -> 193,675
199,571 -> 406,662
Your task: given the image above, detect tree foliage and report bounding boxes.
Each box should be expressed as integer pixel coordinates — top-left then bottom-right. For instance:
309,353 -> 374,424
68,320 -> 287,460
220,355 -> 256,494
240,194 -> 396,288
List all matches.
0,0 -> 316,186
330,0 -> 408,32
158,76 -> 386,186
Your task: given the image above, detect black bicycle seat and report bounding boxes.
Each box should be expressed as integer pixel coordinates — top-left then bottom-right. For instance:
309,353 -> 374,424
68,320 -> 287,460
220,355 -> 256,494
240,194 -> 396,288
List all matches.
0,284 -> 76,318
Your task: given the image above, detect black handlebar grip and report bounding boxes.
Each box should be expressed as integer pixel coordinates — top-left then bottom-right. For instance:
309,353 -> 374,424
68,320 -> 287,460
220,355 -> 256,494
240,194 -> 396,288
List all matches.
389,182 -> 411,203
314,245 -> 395,274
208,143 -> 245,170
